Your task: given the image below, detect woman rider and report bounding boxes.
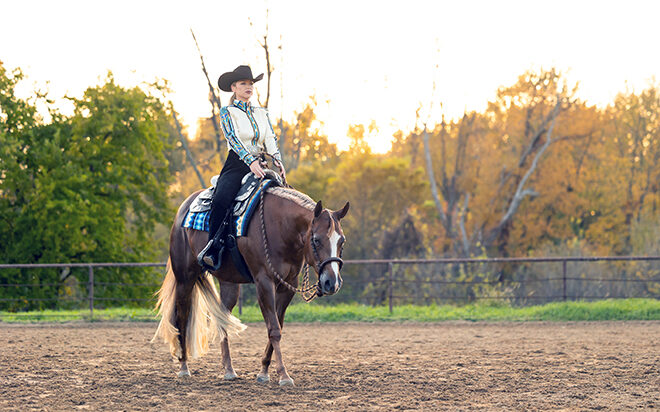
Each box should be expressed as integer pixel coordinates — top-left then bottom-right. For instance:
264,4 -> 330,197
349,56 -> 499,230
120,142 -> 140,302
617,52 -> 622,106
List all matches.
198,65 -> 285,271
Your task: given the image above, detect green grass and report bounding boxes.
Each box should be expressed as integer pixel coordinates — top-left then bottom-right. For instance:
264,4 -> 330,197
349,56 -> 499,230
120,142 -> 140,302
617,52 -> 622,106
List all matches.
1,299 -> 658,323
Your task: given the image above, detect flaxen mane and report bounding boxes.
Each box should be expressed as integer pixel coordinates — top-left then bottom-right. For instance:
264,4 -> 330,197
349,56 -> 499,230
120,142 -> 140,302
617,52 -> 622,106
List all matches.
267,186 -> 316,211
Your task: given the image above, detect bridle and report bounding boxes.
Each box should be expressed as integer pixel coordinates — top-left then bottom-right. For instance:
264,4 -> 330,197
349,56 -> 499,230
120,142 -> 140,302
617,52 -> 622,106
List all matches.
258,183 -> 343,302
311,233 -> 344,285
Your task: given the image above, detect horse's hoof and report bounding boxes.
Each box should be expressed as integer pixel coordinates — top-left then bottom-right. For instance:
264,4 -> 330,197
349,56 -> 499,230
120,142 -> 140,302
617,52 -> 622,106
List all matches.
224,371 -> 238,381
178,370 -> 191,378
279,378 -> 295,387
256,373 -> 270,383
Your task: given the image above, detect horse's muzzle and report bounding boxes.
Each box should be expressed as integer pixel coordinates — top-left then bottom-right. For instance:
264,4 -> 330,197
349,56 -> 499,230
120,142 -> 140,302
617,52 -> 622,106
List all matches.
317,257 -> 343,295
319,271 -> 342,295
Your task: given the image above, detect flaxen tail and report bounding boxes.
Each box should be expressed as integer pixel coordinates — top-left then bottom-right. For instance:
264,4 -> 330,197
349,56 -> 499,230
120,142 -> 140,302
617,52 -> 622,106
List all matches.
151,258 -> 246,359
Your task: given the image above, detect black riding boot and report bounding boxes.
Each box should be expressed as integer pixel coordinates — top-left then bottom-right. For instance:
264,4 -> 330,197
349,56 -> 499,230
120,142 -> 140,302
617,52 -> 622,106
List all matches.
197,210 -> 232,271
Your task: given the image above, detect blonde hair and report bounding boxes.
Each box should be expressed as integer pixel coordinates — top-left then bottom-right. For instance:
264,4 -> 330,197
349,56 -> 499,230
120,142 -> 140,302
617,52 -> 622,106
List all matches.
228,81 -> 238,105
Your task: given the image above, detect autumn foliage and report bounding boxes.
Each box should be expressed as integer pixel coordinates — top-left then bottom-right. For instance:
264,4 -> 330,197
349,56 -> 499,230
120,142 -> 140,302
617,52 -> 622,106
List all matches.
2,62 -> 659,308
181,69 -> 660,264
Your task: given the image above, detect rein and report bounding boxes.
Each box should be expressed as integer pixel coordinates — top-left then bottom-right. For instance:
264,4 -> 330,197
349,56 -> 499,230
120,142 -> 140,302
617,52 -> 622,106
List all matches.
258,184 -> 321,302
256,152 -> 345,301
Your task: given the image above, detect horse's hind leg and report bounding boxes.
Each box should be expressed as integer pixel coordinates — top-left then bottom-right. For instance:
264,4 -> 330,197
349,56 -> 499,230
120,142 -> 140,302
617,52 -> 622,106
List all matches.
219,281 -> 240,380
152,256 -> 197,378
174,279 -> 195,377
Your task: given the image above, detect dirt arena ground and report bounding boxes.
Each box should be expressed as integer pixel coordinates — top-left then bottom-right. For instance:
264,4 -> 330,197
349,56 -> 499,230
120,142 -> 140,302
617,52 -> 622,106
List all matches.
1,321 -> 658,411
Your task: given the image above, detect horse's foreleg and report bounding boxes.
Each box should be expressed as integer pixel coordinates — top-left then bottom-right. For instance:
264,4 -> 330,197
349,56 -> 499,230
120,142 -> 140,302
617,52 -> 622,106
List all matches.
259,288 -> 295,379
219,281 -> 240,380
257,282 -> 296,386
256,278 -> 295,386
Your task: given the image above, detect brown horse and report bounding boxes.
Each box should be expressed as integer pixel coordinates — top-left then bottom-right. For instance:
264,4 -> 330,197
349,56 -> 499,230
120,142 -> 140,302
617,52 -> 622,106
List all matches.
152,184 -> 349,386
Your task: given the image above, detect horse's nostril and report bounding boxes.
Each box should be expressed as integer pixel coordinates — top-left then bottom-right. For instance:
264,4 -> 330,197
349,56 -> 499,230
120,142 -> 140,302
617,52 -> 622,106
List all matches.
324,279 -> 332,291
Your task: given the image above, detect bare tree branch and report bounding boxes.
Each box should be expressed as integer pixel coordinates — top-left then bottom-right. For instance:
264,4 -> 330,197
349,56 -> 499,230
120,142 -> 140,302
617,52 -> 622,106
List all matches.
518,103 -> 557,168
440,117 -> 448,192
261,36 -> 272,108
278,36 -> 286,161
422,126 -> 448,226
190,29 -> 225,153
458,193 -> 470,256
171,105 -> 205,189
492,98 -> 561,237
257,9 -> 273,108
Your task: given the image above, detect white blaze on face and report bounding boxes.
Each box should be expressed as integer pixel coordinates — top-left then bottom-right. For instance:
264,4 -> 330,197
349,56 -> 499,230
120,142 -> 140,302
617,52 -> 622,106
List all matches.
329,229 -> 342,288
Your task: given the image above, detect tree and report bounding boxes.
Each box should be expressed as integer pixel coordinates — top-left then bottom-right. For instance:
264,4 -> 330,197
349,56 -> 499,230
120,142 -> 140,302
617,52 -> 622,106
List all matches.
421,112 -> 485,256
276,98 -> 338,171
287,160 -> 337,203
0,63 -> 41,262
0,66 -> 182,309
169,115 -> 227,206
607,85 -> 660,252
327,152 -> 427,260
419,69 -> 596,258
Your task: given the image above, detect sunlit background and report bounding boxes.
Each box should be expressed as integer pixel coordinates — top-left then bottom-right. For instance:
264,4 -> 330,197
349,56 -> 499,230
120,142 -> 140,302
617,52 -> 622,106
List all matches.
2,0 -> 659,153
3,0 -> 660,381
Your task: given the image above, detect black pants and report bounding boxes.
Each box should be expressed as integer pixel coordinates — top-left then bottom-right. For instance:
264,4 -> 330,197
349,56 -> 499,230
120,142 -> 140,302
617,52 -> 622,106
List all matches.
208,150 -> 251,240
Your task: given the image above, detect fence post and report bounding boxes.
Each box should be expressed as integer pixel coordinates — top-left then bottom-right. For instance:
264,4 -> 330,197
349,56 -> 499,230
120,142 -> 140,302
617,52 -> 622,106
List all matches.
88,265 -> 94,319
388,262 -> 394,314
562,260 -> 567,302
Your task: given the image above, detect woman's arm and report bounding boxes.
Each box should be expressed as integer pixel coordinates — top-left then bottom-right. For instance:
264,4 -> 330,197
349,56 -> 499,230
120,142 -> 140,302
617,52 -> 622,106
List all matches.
220,106 -> 256,166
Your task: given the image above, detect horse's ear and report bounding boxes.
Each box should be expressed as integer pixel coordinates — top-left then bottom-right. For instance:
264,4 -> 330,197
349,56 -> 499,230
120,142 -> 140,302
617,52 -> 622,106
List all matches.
333,201 -> 350,220
314,200 -> 323,219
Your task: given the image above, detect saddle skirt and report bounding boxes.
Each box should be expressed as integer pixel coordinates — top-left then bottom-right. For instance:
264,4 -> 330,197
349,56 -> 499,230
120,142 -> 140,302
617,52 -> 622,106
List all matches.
182,170 -> 283,237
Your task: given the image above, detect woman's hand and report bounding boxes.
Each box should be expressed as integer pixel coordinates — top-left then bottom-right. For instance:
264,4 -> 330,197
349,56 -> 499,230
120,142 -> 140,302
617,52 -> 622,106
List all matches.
274,160 -> 286,180
249,160 -> 266,178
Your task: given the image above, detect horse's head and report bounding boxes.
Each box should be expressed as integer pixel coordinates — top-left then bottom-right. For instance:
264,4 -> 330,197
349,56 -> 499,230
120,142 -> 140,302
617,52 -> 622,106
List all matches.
306,200 -> 350,296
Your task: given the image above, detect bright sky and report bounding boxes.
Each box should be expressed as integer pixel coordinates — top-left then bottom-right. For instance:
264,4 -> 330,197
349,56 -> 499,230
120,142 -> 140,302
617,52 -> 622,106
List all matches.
2,0 -> 660,153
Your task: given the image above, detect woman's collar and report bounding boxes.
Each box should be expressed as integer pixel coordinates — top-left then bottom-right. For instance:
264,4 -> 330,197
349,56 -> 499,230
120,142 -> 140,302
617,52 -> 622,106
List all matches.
233,100 -> 251,111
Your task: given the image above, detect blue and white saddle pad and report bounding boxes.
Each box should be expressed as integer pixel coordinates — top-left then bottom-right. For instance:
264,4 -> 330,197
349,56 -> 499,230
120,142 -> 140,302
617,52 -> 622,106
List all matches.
183,209 -> 212,232
182,171 -> 281,236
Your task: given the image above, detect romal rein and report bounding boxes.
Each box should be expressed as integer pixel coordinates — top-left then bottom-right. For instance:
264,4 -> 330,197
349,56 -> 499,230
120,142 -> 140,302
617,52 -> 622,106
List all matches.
258,181 -> 344,302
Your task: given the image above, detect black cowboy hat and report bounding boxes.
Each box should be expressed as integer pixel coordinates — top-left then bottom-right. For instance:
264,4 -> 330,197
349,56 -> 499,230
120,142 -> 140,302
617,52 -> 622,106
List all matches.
217,65 -> 264,92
